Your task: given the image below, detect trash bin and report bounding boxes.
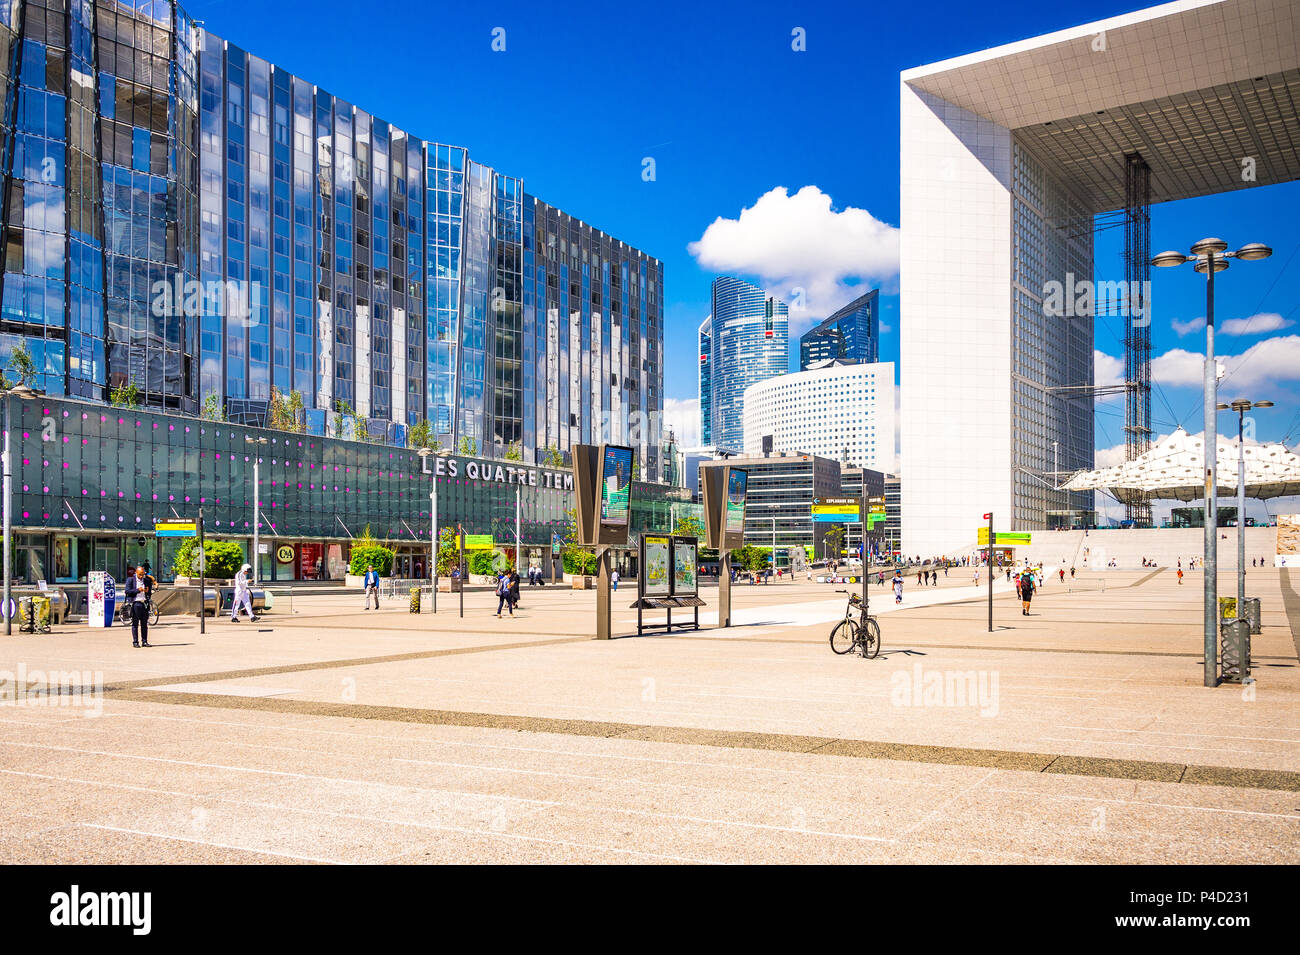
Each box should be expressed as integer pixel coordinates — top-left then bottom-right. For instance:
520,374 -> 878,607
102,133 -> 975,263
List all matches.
409,586 -> 421,614
1243,597 -> 1261,635
1220,617 -> 1251,683
18,595 -> 51,633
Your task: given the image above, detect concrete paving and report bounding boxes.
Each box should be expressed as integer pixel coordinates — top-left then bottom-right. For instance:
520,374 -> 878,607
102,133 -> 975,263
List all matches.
1,567 -> 1297,863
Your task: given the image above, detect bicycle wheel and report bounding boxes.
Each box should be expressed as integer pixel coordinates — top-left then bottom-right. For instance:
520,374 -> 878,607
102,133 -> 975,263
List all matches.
150,603 -> 160,626
861,616 -> 882,659
830,619 -> 858,655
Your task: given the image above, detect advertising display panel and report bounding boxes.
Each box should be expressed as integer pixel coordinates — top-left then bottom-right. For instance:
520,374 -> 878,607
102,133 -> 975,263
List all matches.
672,537 -> 698,596
644,535 -> 672,597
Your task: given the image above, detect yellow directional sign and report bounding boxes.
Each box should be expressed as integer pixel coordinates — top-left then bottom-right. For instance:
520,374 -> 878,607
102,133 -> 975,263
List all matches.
977,528 -> 1031,546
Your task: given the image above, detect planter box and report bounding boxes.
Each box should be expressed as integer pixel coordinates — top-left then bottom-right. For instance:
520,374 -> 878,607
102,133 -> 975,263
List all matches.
176,576 -> 233,587
437,578 -> 463,593
570,575 -> 594,590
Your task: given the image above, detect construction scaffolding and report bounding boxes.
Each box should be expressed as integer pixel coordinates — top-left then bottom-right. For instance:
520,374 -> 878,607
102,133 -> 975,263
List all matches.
1122,153 -> 1153,526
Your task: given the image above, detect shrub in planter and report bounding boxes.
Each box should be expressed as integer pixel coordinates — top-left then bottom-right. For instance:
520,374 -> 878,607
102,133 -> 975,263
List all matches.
348,544 -> 394,577
172,538 -> 245,579
563,549 -> 599,576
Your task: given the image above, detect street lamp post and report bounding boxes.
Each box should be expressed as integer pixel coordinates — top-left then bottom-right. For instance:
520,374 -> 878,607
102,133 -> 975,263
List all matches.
418,446 -> 452,613
1152,238 -> 1272,687
1217,399 -> 1272,618
245,436 -> 268,586
2,384 -> 43,635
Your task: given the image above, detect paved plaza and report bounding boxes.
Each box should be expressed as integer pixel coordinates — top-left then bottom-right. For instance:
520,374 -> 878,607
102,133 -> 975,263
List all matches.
1,567 -> 1298,864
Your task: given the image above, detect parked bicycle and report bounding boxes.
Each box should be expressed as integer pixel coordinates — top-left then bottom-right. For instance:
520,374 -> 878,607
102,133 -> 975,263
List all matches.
117,593 -> 161,628
830,592 -> 880,658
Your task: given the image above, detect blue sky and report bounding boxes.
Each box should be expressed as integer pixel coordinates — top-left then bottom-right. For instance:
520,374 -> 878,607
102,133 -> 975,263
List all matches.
186,0 -> 1300,462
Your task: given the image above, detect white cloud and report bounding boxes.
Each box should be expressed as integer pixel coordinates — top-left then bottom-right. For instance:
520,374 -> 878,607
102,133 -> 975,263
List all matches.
1222,312 -> 1294,336
1094,349 -> 1124,403
661,396 -> 700,449
1169,313 -> 1292,337
1093,441 -> 1128,468
1154,335 -> 1300,390
687,186 -> 900,330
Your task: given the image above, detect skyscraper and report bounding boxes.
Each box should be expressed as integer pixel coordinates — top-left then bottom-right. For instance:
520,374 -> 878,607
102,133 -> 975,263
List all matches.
0,0 -> 662,471
798,290 -> 880,369
698,316 -> 712,446
698,276 -> 787,452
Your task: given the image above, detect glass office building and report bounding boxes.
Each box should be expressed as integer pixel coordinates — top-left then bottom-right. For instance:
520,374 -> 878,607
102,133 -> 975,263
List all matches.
698,276 -> 786,452
5,395 -> 689,583
798,290 -> 880,370
0,0 -> 662,473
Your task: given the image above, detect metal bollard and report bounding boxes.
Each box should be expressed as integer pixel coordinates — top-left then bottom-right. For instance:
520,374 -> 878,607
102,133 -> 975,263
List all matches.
1219,617 -> 1251,684
1242,597 -> 1261,635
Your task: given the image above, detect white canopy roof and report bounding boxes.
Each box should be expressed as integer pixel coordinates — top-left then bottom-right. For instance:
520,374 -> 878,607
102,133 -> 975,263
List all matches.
1064,428 -> 1300,504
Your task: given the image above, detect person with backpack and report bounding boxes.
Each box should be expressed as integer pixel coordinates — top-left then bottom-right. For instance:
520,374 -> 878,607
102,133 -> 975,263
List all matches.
495,571 -> 513,618
1019,570 -> 1036,616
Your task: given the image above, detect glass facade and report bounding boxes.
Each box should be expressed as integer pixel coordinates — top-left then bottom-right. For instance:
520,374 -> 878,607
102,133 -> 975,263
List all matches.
0,0 -> 662,471
7,394 -> 687,582
700,275 -> 787,452
798,289 -> 880,369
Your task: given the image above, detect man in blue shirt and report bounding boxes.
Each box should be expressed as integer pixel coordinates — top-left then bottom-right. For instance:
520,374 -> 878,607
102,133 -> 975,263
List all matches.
363,565 -> 381,610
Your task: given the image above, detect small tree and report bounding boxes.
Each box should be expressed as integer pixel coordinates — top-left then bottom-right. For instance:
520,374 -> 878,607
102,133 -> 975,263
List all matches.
3,343 -> 38,388
408,419 -> 440,450
557,505 -> 597,577
435,526 -> 459,575
268,387 -> 305,433
457,435 -> 478,455
110,381 -> 141,409
200,392 -> 226,421
823,524 -> 847,560
504,440 -> 522,461
541,445 -> 564,469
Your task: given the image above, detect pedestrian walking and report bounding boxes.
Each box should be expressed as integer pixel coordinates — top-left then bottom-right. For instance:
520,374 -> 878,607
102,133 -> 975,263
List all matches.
124,563 -> 154,648
1070,565 -> 1076,579
1177,568 -> 1184,585
1019,570 -> 1035,616
363,564 -> 381,610
611,569 -> 620,592
1058,568 -> 1065,583
495,572 -> 513,617
892,572 -> 904,604
230,563 -> 257,623
508,567 -> 521,611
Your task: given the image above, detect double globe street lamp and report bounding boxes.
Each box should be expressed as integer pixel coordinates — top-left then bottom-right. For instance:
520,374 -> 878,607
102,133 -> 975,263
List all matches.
1151,238 -> 1271,686
1216,398 -> 1272,625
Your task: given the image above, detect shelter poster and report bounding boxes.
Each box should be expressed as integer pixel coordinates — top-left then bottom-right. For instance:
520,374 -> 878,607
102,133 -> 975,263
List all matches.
1277,515 -> 1300,568
673,541 -> 697,596
644,535 -> 671,596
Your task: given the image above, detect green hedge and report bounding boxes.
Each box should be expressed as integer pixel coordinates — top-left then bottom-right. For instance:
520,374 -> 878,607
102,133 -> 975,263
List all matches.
347,543 -> 394,576
563,549 -> 599,576
171,539 -> 245,579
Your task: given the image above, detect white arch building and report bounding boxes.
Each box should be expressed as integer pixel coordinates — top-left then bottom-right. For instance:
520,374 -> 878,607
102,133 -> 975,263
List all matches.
900,0 -> 1299,555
